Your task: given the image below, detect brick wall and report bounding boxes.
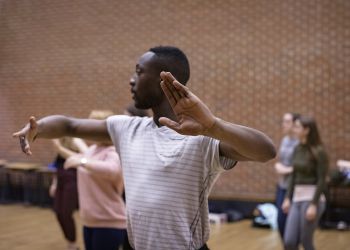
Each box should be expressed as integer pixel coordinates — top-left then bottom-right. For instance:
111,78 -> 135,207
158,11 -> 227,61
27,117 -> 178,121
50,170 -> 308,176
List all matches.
1,0 -> 349,200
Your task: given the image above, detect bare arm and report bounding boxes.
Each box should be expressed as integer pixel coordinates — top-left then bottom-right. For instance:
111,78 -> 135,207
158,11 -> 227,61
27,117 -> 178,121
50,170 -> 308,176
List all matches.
49,176 -> 57,198
52,139 -> 77,159
72,138 -> 89,153
274,162 -> 293,175
159,72 -> 276,163
64,151 -> 121,180
207,119 -> 276,162
13,115 -> 110,155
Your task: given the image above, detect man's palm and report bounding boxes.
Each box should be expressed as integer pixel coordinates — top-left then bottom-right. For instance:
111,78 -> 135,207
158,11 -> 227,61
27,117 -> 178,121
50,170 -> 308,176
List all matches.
159,72 -> 215,135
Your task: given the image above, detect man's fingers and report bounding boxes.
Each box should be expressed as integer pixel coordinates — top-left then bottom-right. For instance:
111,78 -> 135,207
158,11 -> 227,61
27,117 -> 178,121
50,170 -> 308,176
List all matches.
19,136 -> 32,155
164,78 -> 182,101
160,72 -> 181,101
25,145 -> 32,156
160,71 -> 176,83
160,81 -> 177,107
161,72 -> 186,100
13,116 -> 37,155
171,81 -> 186,98
22,137 -> 32,155
19,136 -> 26,151
173,80 -> 189,97
12,131 -> 23,138
13,123 -> 29,138
29,116 -> 37,129
13,116 -> 37,139
29,116 -> 39,141
161,72 -> 188,98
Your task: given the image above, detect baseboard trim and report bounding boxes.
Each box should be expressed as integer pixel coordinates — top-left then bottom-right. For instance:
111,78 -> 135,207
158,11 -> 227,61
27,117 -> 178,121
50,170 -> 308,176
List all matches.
209,193 -> 274,203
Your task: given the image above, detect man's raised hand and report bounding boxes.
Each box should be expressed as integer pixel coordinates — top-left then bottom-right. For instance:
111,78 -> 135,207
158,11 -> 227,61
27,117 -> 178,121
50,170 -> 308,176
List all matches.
159,71 -> 216,136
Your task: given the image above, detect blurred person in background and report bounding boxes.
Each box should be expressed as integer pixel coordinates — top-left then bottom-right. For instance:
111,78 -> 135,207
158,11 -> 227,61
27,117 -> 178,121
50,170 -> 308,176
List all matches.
282,116 -> 328,250
274,113 -> 300,240
50,137 -> 88,250
64,110 -> 127,250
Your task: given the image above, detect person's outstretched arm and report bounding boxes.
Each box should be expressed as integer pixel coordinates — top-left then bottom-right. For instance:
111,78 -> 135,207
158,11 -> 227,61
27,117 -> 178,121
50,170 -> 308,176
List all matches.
72,138 -> 89,153
64,150 -> 121,181
275,162 -> 293,175
159,72 -> 276,162
52,139 -> 77,159
13,115 -> 110,155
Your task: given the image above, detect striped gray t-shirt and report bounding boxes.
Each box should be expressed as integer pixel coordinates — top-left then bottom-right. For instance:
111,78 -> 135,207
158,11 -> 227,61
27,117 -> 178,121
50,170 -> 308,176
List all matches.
107,115 -> 236,250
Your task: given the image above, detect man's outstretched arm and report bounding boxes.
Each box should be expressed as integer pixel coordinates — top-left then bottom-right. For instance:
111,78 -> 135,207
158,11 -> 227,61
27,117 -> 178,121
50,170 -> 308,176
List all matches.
13,115 -> 110,155
206,118 -> 276,162
159,72 -> 276,162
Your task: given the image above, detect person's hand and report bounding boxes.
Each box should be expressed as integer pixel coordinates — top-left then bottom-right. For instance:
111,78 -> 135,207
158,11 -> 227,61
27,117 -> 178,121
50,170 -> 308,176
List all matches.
12,116 -> 38,155
305,204 -> 317,221
282,198 -> 291,214
274,162 -> 283,174
49,183 -> 57,198
274,162 -> 293,175
52,138 -> 61,147
64,155 -> 82,169
159,72 -> 216,136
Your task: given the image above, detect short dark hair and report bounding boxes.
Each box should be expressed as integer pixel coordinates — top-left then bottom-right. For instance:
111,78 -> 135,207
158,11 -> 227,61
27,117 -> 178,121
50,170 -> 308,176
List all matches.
149,46 -> 190,85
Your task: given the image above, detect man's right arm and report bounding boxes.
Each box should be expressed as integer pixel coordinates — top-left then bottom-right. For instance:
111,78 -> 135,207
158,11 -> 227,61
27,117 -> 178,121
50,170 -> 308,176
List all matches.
13,115 -> 110,155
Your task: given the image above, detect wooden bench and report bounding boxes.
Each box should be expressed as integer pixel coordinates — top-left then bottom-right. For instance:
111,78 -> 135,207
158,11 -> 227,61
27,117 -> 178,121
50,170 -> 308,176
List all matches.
322,159 -> 350,228
1,162 -> 54,205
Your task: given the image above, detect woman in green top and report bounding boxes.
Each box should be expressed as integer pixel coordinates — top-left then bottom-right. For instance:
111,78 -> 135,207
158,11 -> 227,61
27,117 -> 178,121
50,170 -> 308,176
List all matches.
282,116 -> 328,250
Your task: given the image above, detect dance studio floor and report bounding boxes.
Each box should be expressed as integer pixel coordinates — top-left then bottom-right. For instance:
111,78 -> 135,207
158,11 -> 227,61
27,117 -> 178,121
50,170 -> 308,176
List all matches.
0,204 -> 349,250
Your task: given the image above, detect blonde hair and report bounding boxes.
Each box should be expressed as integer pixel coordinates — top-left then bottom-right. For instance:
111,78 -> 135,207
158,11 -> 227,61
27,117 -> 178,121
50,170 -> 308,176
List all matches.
88,110 -> 114,120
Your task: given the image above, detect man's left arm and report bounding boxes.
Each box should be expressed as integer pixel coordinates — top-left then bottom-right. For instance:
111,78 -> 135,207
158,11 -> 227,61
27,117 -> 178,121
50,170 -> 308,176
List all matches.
207,118 -> 276,162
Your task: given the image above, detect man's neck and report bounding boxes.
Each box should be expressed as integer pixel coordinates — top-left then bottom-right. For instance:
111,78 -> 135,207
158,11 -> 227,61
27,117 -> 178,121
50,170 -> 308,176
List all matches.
151,100 -> 178,127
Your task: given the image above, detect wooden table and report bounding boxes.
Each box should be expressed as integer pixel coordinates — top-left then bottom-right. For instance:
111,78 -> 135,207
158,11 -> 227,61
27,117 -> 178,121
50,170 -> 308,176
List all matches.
2,162 -> 43,204
4,162 -> 42,171
0,160 -> 8,202
0,162 -> 56,206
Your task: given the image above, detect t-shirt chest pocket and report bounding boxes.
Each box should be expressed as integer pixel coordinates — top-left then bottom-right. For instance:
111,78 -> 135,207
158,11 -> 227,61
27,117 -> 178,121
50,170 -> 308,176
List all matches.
156,134 -> 186,160
159,143 -> 183,158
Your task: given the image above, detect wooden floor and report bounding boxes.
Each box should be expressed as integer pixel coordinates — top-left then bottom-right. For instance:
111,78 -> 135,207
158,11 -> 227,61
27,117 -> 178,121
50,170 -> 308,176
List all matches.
1,204 -> 349,250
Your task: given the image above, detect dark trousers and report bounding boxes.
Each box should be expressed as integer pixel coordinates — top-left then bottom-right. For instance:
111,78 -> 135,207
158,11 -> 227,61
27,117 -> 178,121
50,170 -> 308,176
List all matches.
53,168 -> 78,242
83,226 -> 126,250
122,234 -> 133,250
276,185 -> 288,240
199,244 -> 210,250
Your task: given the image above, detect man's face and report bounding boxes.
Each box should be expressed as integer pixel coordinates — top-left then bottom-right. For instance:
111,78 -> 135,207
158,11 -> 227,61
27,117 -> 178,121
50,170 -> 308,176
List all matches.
129,52 -> 164,109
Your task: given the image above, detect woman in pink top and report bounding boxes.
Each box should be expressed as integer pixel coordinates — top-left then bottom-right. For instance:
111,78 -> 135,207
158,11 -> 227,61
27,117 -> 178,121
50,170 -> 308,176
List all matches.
50,137 -> 88,250
64,110 -> 126,250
